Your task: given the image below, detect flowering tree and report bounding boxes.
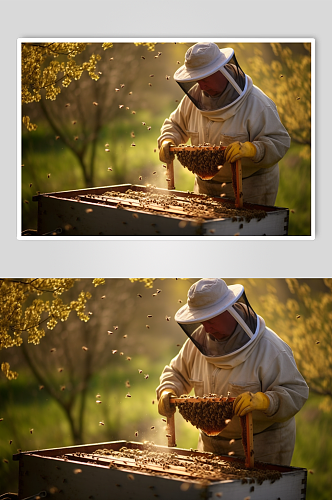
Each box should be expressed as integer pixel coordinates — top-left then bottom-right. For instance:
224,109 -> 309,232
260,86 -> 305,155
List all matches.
0,278 -> 104,379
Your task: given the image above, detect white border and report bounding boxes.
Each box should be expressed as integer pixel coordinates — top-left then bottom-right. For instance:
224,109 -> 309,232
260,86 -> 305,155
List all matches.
18,38 -> 315,241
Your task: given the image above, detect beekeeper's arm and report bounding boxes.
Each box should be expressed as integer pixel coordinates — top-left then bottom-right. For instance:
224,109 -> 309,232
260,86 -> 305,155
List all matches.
157,339 -> 196,416
158,97 -> 193,162
225,104 -> 291,168
234,345 -> 309,421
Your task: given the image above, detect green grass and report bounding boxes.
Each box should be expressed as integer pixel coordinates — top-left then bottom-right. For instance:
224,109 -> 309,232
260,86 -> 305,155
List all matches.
1,359 -> 330,499
276,143 -> 311,236
22,119 -> 311,235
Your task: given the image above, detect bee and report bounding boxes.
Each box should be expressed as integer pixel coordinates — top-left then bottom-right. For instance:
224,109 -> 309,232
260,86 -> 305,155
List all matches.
93,102 -> 98,106
148,127 -> 152,131
176,344 -> 181,347
291,209 -> 295,213
47,173 -> 51,178
309,469 -> 314,474
142,122 -> 146,126
99,421 -> 105,426
3,459 -> 9,464
50,348 -> 56,353
150,426 -> 155,430
96,400 -> 102,404
131,131 -> 135,138
146,325 -> 150,329
127,356 -> 131,361
129,91 -> 133,95
126,380 -> 130,388
177,61 -> 181,64
119,105 -> 124,109
108,331 -> 113,335
107,167 -> 112,171
39,385 -> 44,390
30,429 -> 33,434
229,439 -> 235,445
131,143 -> 136,147
73,469 -> 82,474
158,52 -> 162,56
72,120 -> 76,125
132,111 -> 136,114
209,229 -> 215,234
96,394 -> 101,398
74,136 -> 79,141
119,352 -> 124,355
148,83 -> 152,86
101,295 -> 106,299
137,294 -> 142,298
109,57 -> 114,61
56,136 -> 60,140
82,346 -> 88,351
150,74 -> 154,77
178,299 -> 182,303
114,326 -> 119,330
126,393 -> 132,398
24,200 -> 29,204
133,213 -> 139,219
65,103 -> 70,107
61,386 -> 66,391
296,97 -> 301,100
123,335 -> 127,338
144,374 -> 149,379
112,350 -> 117,354
280,74 -> 283,78
315,341 -> 320,345
86,209 -> 93,214
58,367 -> 63,373
166,434 -> 171,438
296,315 -> 301,319
105,149 -> 110,152
121,84 -> 125,88
175,100 -> 179,102
127,474 -> 134,480
165,316 -> 171,321
147,314 -> 152,318
9,440 -> 13,444
138,369 -> 143,374
141,56 -> 145,60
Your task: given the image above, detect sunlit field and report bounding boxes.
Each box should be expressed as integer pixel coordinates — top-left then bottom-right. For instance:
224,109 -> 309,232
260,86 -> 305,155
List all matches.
21,42 -> 312,235
1,278 -> 330,498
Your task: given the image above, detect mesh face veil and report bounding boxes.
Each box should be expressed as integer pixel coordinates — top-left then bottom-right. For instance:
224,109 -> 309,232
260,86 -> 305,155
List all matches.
176,53 -> 247,112
177,290 -> 258,357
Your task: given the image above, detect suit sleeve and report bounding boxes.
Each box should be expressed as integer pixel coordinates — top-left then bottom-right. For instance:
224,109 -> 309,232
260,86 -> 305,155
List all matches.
156,339 -> 196,399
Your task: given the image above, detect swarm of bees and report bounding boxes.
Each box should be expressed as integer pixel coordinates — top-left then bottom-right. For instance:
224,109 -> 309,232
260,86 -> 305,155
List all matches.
175,145 -> 226,180
91,445 -> 281,484
175,395 -> 234,435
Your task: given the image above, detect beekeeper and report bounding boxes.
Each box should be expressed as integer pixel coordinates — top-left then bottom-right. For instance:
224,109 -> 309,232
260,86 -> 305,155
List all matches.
157,279 -> 308,465
158,42 -> 291,205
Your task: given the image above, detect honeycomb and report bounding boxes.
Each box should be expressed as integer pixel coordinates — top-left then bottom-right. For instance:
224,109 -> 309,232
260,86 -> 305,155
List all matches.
175,145 -> 226,180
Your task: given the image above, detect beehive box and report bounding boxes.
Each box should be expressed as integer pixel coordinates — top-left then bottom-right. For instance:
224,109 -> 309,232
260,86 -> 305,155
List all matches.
32,185 -> 289,236
13,440 -> 307,500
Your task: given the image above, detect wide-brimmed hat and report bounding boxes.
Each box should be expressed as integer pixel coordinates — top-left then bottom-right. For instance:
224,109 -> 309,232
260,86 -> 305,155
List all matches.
175,278 -> 243,324
174,43 -> 234,82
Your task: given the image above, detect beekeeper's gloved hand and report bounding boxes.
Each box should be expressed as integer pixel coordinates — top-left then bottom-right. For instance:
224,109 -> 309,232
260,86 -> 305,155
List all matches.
159,140 -> 175,163
225,141 -> 257,163
233,392 -> 270,417
158,389 -> 177,417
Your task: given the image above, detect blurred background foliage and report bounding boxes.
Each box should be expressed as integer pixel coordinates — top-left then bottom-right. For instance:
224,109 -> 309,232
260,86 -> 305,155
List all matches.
0,278 -> 330,499
21,42 -> 312,235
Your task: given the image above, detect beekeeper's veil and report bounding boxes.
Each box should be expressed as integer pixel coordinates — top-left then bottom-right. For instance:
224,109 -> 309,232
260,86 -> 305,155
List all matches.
174,42 -> 247,112
175,278 -> 259,357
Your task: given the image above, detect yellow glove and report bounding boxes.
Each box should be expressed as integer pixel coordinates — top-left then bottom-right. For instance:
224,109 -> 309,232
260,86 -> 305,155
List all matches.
233,392 -> 270,417
225,141 -> 257,163
159,140 -> 175,163
158,389 -> 177,417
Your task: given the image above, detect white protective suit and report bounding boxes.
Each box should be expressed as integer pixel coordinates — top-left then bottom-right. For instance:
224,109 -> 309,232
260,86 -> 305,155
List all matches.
158,76 -> 291,205
156,315 -> 309,466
